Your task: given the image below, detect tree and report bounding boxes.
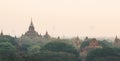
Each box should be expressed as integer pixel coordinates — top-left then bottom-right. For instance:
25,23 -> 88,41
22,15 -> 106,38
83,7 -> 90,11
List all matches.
86,48 -> 120,61
0,35 -> 18,46
28,45 -> 41,54
0,42 -> 16,61
40,41 -> 81,61
26,51 -> 78,61
99,40 -> 112,48
41,41 -> 79,56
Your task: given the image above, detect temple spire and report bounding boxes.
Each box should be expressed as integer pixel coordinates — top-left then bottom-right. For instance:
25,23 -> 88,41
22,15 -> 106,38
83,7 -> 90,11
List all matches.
44,31 -> 50,38
30,18 -> 33,26
57,36 -> 60,39
46,31 -> 48,35
29,18 -> 35,31
85,36 -> 88,40
115,35 -> 118,41
0,30 -> 3,36
76,36 -> 79,40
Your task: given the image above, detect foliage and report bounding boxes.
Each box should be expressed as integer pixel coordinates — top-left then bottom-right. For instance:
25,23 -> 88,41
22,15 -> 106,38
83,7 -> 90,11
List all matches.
41,41 -> 79,56
86,48 -> 120,61
0,42 -> 16,53
26,51 -> 78,61
0,42 -> 16,61
19,43 -> 32,53
0,35 -> 17,46
80,39 -> 93,51
28,45 -> 41,54
0,35 -> 118,61
99,40 -> 112,48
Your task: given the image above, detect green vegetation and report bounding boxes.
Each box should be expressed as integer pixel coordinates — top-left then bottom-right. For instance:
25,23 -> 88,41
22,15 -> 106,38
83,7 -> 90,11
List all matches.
99,40 -> 112,48
26,51 -> 78,61
0,35 -> 120,61
0,35 -> 17,61
41,41 -> 79,56
39,41 -> 80,61
0,36 -> 81,61
86,48 -> 120,61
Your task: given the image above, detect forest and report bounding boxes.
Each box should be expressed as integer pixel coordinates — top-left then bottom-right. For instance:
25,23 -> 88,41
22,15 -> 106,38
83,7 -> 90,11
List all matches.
0,35 -> 120,61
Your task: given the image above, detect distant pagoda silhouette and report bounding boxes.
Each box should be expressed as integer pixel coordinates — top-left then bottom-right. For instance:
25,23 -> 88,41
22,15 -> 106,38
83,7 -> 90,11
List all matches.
24,18 -> 40,39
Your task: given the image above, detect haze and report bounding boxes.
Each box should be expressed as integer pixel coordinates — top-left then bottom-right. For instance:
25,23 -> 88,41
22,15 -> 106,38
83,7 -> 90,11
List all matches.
0,0 -> 120,38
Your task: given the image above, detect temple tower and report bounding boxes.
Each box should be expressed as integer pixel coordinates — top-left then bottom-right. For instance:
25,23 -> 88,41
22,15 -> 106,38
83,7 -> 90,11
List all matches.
0,30 -> 3,36
44,31 -> 50,38
114,36 -> 120,48
23,18 -> 39,39
29,18 -> 35,31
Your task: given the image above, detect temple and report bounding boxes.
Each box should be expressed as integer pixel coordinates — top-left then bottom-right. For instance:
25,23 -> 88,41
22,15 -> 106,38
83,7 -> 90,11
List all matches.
20,18 -> 51,44
113,36 -> 120,48
24,18 -> 40,39
0,30 -> 3,36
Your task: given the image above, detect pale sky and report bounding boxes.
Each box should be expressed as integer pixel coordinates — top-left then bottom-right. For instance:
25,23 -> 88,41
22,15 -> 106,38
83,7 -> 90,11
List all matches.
0,0 -> 120,38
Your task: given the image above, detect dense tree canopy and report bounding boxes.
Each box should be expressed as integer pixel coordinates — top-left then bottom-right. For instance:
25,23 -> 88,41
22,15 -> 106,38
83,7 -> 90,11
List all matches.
41,41 -> 79,56
28,45 -> 41,54
0,35 -> 119,61
99,40 -> 112,48
0,35 -> 18,61
0,35 -> 17,45
86,48 -> 120,61
26,51 -> 78,61
0,42 -> 16,61
0,42 -> 16,53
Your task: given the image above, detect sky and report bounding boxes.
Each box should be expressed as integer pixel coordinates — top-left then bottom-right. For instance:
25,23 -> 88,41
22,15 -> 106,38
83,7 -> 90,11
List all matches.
0,0 -> 120,38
